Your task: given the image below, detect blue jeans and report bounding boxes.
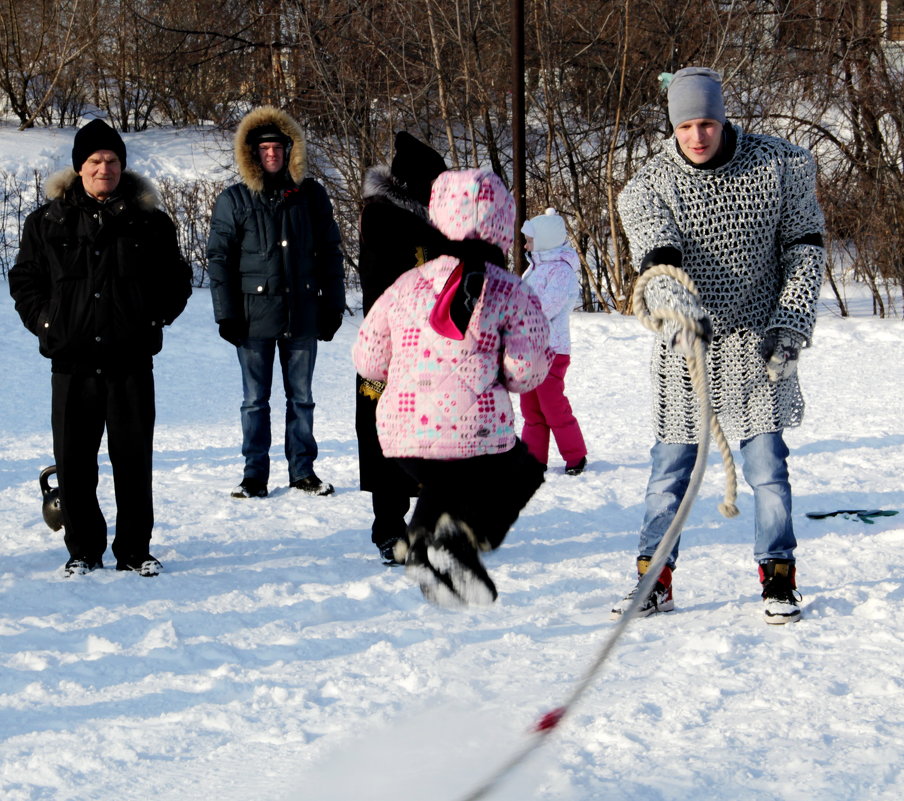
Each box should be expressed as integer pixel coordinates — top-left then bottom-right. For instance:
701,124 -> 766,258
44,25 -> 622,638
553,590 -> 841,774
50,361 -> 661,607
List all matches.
638,430 -> 796,567
236,336 -> 318,484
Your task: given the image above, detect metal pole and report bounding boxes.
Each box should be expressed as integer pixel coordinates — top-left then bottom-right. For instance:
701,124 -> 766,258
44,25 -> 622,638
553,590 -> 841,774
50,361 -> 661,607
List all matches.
511,0 -> 526,275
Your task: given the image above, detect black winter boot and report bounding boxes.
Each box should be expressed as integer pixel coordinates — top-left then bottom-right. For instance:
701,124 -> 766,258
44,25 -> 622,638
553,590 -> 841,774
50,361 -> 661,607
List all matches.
759,559 -> 801,624
404,515 -> 497,607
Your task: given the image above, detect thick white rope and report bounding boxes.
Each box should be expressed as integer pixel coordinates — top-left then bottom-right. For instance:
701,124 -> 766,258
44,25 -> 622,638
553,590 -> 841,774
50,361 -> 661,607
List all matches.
451,265 -> 738,801
633,264 -> 739,519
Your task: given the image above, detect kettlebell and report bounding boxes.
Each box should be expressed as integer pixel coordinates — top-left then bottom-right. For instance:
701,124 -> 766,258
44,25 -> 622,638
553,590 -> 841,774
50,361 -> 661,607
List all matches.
40,465 -> 63,531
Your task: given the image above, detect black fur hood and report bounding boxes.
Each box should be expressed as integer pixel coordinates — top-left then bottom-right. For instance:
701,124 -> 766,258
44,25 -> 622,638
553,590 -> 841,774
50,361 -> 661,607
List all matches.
362,164 -> 429,220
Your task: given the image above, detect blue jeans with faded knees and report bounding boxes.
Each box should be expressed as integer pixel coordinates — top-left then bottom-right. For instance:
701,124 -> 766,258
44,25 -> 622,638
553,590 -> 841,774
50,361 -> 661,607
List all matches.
236,336 -> 318,484
637,430 -> 796,568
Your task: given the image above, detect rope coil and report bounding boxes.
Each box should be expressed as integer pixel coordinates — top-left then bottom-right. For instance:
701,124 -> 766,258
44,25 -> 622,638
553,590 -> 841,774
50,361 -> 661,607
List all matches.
633,265 -> 739,519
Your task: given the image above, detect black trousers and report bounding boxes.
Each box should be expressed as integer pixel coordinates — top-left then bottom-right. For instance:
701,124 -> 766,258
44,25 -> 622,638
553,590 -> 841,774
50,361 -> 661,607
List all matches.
355,376 -> 419,545
51,370 -> 156,563
396,439 -> 545,551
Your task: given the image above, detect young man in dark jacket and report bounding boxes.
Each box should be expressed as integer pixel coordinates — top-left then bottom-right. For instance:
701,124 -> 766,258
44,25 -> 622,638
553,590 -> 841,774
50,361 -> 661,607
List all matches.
207,106 -> 345,498
9,119 -> 192,577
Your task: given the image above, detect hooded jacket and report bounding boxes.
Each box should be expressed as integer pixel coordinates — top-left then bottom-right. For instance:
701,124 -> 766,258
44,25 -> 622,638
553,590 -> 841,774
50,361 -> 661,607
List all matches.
523,245 -> 581,355
10,169 -> 191,374
353,168 -> 553,460
207,106 -> 345,339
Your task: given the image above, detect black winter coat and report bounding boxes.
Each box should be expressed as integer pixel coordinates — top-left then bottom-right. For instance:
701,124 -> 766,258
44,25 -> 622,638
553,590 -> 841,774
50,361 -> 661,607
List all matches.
207,177 -> 344,339
355,165 -> 447,494
358,171 -> 448,314
9,170 -> 192,375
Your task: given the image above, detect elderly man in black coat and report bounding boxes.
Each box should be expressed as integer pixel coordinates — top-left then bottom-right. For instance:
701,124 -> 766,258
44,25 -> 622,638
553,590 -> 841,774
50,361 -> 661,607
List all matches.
10,119 -> 192,577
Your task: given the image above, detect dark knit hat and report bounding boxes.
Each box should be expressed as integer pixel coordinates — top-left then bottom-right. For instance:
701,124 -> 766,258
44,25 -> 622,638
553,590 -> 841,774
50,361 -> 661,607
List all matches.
667,67 -> 726,128
72,119 -> 127,172
391,131 -> 447,206
248,123 -> 291,147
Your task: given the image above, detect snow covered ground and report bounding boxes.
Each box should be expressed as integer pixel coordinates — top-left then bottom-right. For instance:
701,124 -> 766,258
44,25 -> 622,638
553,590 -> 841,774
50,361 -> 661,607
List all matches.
1,123 -> 903,801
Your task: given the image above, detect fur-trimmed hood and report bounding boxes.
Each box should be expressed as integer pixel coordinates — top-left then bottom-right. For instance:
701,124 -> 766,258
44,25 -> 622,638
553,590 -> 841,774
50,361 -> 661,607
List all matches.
45,168 -> 160,211
362,164 -> 429,220
234,105 -> 307,193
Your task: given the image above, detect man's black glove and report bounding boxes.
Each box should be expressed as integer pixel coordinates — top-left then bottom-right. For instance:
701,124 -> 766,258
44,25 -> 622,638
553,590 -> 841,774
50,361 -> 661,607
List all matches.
317,301 -> 343,342
760,328 -> 805,383
218,319 -> 245,347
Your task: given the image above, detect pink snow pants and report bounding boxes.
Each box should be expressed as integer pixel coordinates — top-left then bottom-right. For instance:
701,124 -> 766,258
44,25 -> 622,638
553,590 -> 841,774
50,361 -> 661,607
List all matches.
519,353 -> 587,467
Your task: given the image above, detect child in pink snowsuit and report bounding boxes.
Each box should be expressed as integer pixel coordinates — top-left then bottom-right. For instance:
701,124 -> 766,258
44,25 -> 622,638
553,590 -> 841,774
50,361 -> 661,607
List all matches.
519,209 -> 588,475
353,168 -> 553,607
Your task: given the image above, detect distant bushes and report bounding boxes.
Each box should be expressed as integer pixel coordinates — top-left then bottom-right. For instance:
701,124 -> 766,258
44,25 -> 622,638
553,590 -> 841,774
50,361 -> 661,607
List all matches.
0,170 -> 42,280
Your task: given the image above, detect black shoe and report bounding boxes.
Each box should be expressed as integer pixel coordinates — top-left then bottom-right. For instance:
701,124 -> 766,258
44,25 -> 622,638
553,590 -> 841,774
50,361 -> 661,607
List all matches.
116,555 -> 162,577
64,556 -> 103,576
231,478 -> 268,498
565,456 -> 587,476
376,536 -> 407,566
291,474 -> 335,496
405,515 -> 497,607
759,560 -> 801,624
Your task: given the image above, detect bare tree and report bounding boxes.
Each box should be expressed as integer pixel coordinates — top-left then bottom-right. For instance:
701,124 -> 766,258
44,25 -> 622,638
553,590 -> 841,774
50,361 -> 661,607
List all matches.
1,0 -> 903,314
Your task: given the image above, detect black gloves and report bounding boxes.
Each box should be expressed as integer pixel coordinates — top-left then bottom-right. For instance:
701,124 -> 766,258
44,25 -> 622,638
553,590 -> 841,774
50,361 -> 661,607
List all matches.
218,319 -> 245,347
316,301 -> 343,342
761,328 -> 805,382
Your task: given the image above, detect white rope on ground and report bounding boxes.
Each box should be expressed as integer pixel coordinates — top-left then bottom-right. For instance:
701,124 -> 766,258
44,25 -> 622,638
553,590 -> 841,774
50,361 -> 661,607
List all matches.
451,265 -> 738,801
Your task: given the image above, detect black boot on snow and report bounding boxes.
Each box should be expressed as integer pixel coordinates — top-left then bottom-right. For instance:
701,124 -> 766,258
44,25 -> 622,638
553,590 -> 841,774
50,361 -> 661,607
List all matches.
405,515 -> 497,608
759,559 -> 801,624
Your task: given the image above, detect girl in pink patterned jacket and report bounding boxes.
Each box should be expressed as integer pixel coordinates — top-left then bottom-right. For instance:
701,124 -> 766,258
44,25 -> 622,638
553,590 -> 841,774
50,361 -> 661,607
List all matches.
353,168 -> 553,607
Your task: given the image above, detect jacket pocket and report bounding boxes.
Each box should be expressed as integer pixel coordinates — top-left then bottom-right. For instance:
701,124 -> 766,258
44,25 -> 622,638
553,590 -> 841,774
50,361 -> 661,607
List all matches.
238,208 -> 264,254
47,234 -> 87,281
37,299 -> 58,352
40,286 -> 92,359
241,275 -> 287,335
241,274 -> 275,295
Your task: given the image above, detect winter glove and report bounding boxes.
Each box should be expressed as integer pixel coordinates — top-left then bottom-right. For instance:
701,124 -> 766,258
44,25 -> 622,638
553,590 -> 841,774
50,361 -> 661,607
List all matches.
760,328 -> 805,383
316,300 -> 343,342
643,275 -> 712,355
218,319 -> 245,347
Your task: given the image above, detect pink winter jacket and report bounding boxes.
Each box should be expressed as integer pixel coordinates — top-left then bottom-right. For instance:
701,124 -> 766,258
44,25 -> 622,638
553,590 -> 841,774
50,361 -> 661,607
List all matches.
353,168 -> 553,460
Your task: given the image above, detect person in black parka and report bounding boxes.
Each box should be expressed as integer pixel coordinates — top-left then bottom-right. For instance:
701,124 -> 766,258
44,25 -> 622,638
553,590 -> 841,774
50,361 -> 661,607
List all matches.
9,119 -> 192,577
207,106 -> 346,499
356,132 -> 448,564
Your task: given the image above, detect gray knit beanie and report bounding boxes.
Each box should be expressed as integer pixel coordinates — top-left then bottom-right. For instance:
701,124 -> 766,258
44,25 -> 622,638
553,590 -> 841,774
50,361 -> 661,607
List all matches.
667,67 -> 725,128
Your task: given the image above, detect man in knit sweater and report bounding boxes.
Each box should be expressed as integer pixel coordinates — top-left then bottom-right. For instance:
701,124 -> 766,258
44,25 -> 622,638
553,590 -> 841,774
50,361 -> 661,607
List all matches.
613,67 -> 825,624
